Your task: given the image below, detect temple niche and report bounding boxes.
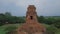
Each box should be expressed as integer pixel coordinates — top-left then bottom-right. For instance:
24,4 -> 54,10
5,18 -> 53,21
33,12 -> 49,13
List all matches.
17,5 -> 46,34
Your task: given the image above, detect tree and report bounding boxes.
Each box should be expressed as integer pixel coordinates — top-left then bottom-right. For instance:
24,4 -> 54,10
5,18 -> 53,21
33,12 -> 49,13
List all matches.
5,12 -> 11,16
44,18 -> 55,25
38,16 -> 45,23
0,13 -> 6,25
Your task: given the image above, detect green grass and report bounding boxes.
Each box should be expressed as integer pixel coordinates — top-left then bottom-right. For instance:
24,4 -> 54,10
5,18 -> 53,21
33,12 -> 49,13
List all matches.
0,24 -> 20,34
55,29 -> 60,34
0,23 -> 60,34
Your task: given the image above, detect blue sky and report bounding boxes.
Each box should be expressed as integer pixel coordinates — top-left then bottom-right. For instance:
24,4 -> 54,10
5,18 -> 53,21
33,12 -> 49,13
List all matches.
0,0 -> 60,16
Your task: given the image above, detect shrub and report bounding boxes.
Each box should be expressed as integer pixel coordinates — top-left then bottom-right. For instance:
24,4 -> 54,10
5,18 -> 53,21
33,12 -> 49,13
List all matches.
54,22 -> 60,28
4,25 -> 17,34
46,25 -> 57,34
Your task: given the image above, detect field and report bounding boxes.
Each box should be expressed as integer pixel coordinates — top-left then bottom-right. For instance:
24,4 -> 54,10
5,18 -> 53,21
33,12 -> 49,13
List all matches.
0,23 -> 60,34
0,24 -> 20,34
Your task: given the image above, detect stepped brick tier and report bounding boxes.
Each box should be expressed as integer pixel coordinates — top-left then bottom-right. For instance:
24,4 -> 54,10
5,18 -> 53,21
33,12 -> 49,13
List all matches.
17,5 -> 46,34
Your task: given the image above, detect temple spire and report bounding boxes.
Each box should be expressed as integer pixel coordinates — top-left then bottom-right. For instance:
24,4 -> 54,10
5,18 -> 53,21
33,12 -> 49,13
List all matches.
26,5 -> 38,23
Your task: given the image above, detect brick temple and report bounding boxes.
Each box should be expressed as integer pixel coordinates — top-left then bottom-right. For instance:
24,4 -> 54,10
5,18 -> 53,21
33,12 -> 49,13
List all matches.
17,5 -> 46,34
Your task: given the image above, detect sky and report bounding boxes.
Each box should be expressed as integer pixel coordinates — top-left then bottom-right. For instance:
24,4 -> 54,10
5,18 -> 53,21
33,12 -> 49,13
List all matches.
0,0 -> 60,16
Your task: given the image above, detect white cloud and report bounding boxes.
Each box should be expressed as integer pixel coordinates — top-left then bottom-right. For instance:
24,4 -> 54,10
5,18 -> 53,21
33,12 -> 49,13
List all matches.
4,0 -> 16,2
0,0 -> 16,5
0,0 -> 42,8
0,0 -> 60,16
0,0 -> 42,9
15,0 -> 41,7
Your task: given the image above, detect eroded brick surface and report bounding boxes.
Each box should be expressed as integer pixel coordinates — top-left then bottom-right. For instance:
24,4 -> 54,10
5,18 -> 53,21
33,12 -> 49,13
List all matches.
17,5 -> 46,34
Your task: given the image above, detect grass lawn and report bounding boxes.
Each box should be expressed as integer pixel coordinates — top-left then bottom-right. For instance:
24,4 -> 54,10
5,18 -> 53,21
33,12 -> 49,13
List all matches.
0,24 -> 20,34
0,23 -> 60,34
